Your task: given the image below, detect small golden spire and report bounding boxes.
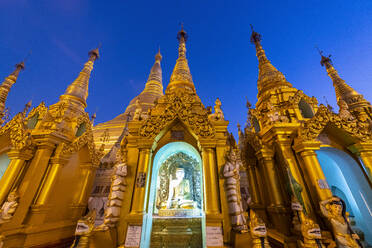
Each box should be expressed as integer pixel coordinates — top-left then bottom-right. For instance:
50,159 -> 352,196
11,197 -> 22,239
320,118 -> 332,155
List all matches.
60,46 -> 99,108
319,49 -> 368,111
166,24 -> 195,93
146,48 -> 163,85
0,62 -> 25,115
250,25 -> 292,97
22,100 -> 32,116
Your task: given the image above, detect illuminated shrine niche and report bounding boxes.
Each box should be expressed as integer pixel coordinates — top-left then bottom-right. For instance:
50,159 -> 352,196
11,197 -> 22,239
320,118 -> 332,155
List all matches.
154,152 -> 201,217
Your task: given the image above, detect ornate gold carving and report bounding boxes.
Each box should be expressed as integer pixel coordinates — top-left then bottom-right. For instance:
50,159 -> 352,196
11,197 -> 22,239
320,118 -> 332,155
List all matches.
57,115 -> 104,166
0,112 -> 32,151
24,101 -> 48,123
288,90 -> 318,108
299,105 -> 372,142
139,89 -> 215,138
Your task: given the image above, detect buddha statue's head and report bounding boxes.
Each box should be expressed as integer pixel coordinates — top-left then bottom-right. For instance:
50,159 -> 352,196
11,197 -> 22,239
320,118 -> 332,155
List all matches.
175,167 -> 185,180
329,197 -> 343,216
7,190 -> 19,202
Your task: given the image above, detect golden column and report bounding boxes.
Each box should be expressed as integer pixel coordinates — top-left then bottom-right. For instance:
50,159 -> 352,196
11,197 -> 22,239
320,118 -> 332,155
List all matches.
275,137 -> 313,215
70,162 -> 97,219
256,145 -> 291,233
5,139 -> 56,228
28,154 -> 69,225
256,146 -> 284,207
293,139 -> 332,202
34,156 -> 68,206
245,161 -> 261,206
348,142 -> 372,182
202,147 -> 220,217
131,148 -> 150,214
0,149 -> 33,205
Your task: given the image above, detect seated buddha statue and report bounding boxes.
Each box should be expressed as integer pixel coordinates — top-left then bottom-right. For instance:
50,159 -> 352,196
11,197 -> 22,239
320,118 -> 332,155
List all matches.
166,168 -> 195,209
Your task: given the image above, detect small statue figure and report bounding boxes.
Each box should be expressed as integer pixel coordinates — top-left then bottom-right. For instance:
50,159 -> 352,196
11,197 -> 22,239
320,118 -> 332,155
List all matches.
267,103 -> 288,123
70,209 -> 96,248
320,197 -> 361,248
338,100 -> 354,121
209,98 -> 224,121
223,148 -> 248,233
132,99 -> 142,121
299,211 -> 325,248
166,167 -> 195,209
249,209 -> 271,248
100,129 -> 110,144
0,190 -> 19,224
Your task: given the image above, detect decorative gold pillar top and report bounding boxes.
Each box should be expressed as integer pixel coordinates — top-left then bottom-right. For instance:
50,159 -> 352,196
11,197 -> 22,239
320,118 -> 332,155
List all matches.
60,47 -> 99,108
319,50 -> 370,110
166,24 -> 196,93
250,25 -> 292,98
0,62 -> 25,114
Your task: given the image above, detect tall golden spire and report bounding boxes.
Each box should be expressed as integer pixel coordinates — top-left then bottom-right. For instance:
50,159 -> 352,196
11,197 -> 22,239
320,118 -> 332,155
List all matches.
143,48 -> 163,96
0,62 -> 25,115
250,25 -> 292,97
166,25 -> 195,93
60,47 -> 99,108
319,51 -> 370,111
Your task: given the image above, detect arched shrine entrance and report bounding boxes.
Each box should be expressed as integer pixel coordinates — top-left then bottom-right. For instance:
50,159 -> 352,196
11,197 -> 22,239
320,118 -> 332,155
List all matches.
141,142 -> 205,248
316,147 -> 372,244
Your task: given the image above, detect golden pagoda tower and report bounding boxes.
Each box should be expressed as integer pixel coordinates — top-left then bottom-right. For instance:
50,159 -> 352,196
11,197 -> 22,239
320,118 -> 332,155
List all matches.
239,27 -> 372,247
0,48 -> 104,247
88,49 -> 165,226
84,26 -> 233,248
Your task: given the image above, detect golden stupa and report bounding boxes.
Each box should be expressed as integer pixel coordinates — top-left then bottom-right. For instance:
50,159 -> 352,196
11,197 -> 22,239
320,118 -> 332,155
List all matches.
0,26 -> 371,248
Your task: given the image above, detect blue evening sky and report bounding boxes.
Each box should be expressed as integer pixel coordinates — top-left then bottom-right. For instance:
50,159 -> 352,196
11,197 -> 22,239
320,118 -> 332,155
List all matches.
0,1 -> 371,137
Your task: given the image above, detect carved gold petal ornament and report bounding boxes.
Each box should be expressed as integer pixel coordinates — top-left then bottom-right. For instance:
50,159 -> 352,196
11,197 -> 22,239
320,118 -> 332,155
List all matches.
60,127 -> 104,166
299,105 -> 372,141
0,112 -> 32,151
24,102 -> 48,123
139,90 -> 215,138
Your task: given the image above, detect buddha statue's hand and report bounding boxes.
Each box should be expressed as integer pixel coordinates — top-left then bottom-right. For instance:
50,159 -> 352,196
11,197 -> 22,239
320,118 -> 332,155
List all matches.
351,233 -> 359,240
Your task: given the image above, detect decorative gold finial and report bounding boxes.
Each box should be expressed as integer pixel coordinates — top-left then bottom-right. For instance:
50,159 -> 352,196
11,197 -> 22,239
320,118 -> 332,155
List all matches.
317,47 -> 332,68
250,24 -> 262,44
91,112 -> 97,125
177,22 -> 188,43
23,100 -> 32,116
88,43 -> 100,61
11,62 -> 25,77
155,47 -> 162,62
